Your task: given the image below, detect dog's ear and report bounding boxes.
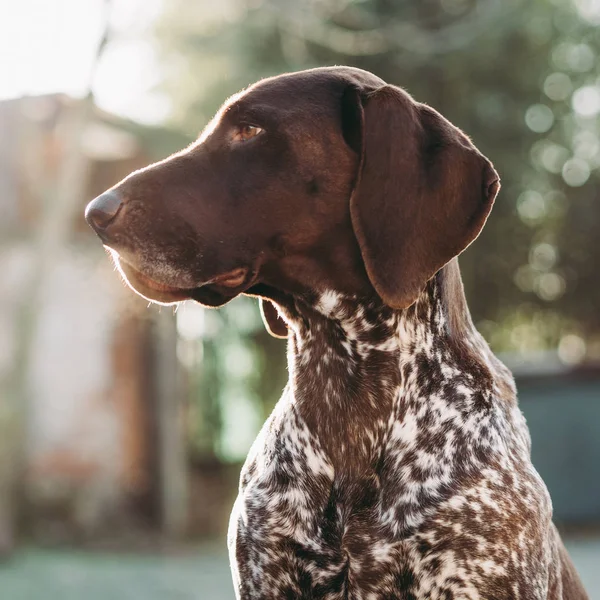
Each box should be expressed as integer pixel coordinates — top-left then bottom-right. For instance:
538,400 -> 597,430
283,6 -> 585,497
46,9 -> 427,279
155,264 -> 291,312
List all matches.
260,298 -> 288,338
342,84 -> 499,309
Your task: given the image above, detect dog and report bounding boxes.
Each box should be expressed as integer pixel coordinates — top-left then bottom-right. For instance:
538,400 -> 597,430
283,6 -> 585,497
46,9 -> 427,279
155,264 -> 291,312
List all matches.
85,67 -> 588,599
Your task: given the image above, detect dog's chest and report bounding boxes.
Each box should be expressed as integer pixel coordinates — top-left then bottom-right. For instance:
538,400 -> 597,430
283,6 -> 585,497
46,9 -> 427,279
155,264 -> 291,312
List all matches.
231,398 -> 551,600
228,295 -> 553,599
231,380 -> 535,600
230,391 -> 549,600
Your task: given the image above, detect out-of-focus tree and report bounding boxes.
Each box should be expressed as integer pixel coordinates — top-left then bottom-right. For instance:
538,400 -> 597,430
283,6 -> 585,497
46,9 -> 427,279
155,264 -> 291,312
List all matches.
150,0 -> 600,457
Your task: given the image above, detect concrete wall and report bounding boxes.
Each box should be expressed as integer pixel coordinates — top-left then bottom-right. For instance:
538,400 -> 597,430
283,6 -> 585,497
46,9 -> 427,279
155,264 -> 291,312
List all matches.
519,373 -> 600,524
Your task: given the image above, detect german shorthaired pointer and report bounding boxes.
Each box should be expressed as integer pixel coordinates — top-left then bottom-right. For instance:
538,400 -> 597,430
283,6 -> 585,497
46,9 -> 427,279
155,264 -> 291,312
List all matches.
86,67 -> 588,599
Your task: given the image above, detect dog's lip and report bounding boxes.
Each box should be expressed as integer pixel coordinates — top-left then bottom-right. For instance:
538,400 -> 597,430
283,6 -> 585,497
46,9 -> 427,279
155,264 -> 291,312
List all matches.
212,267 -> 248,288
115,258 -> 191,304
126,264 -> 190,295
112,253 -> 253,305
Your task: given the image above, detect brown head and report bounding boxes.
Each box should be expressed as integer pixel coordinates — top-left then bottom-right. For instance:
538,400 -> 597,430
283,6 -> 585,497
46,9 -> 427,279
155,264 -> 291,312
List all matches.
85,66 -> 499,338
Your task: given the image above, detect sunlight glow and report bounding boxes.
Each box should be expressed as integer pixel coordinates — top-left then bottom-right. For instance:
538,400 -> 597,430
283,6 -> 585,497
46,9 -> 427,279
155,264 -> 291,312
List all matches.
0,0 -> 167,124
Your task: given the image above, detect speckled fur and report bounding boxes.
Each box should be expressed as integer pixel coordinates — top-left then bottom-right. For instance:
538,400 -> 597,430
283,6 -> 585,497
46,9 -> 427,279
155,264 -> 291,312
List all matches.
228,262 -> 587,599
84,64 -> 587,599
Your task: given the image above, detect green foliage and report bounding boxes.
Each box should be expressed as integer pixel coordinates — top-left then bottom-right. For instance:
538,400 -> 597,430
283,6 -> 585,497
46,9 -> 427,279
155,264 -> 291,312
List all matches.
176,298 -> 287,462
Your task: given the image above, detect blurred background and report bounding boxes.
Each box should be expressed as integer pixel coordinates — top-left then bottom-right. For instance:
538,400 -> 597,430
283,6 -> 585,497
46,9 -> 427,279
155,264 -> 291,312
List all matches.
0,0 -> 599,597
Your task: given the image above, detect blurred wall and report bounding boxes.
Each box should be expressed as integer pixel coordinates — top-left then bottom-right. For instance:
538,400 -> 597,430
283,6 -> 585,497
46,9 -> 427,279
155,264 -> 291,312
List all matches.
0,95 -> 163,542
519,369 -> 600,523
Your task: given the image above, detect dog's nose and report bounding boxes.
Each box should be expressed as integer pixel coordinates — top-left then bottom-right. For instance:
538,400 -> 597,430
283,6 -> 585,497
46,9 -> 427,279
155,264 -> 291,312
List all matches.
85,191 -> 122,231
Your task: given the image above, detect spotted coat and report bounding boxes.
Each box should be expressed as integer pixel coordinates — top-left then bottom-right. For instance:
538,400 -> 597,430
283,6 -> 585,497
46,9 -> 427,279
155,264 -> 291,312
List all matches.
228,262 -> 586,599
82,63 -> 587,600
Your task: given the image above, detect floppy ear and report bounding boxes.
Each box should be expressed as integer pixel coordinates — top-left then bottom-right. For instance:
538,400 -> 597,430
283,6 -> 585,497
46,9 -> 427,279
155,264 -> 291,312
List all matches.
344,84 -> 500,309
259,298 -> 288,338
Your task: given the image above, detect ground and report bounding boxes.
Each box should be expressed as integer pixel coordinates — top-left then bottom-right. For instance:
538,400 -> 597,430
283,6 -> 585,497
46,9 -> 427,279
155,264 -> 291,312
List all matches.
0,537 -> 598,599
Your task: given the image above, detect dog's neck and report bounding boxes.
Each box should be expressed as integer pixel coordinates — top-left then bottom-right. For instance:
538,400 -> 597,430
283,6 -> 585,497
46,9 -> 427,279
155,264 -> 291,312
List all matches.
279,258 -> 515,474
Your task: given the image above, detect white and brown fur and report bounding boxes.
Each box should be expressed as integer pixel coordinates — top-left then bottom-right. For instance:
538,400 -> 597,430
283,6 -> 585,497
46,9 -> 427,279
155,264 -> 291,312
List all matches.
230,261 -> 586,598
84,67 -> 589,599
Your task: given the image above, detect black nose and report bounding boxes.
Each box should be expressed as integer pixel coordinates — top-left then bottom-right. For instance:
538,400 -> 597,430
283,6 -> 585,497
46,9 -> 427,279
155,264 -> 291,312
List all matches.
85,191 -> 122,231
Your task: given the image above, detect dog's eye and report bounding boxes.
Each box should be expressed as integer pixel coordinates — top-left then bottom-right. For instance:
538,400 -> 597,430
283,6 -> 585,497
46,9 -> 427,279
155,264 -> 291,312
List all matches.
233,124 -> 263,142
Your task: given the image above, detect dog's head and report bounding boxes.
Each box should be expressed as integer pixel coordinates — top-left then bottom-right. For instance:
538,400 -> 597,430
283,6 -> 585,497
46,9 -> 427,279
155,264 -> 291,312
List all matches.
85,67 -> 499,337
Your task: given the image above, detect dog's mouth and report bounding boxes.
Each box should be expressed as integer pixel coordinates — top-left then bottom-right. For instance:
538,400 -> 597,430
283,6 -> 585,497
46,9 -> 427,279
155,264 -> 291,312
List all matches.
111,253 -> 253,307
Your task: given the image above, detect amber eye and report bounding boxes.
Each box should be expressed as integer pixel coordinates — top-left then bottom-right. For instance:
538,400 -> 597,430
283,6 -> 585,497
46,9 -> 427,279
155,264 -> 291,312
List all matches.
233,124 -> 263,142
